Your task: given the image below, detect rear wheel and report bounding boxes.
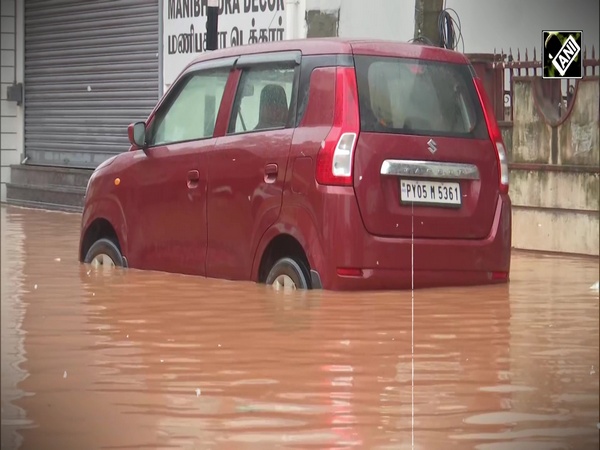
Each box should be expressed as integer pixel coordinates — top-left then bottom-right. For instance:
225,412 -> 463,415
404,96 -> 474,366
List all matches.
266,257 -> 311,291
84,238 -> 124,268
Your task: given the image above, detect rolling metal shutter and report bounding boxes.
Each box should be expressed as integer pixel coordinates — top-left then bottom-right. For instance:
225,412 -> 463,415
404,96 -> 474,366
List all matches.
24,0 -> 159,168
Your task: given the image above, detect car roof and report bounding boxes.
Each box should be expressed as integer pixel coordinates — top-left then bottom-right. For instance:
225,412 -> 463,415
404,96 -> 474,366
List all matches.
187,37 -> 470,67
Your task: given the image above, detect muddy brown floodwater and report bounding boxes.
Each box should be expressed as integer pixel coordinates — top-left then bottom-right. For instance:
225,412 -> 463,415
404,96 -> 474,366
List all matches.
1,205 -> 599,450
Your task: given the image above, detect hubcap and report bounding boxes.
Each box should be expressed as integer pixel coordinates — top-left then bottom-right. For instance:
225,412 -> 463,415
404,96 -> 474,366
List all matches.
91,253 -> 116,268
272,274 -> 297,291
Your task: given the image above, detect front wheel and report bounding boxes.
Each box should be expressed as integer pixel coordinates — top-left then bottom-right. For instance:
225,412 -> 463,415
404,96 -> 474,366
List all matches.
266,257 -> 311,291
84,238 -> 124,268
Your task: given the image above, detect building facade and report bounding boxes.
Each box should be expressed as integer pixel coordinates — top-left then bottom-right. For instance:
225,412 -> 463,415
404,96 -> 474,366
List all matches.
1,0 -> 21,202
1,0 -> 598,202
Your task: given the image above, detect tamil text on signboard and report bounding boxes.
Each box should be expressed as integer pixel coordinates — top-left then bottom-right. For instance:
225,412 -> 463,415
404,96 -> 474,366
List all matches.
163,0 -> 287,89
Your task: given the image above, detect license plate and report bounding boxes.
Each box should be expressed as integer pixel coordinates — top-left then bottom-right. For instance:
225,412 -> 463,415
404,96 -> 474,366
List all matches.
400,179 -> 462,206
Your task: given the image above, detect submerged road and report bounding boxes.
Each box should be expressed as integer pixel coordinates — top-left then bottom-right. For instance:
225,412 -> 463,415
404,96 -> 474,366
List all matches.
1,205 -> 598,449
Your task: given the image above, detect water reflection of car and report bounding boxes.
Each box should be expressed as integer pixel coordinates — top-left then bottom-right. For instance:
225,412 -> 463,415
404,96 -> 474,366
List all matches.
77,269 -> 513,449
79,38 -> 511,291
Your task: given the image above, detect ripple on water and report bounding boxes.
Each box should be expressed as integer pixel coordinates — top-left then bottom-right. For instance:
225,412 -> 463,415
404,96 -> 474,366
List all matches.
0,205 -> 598,449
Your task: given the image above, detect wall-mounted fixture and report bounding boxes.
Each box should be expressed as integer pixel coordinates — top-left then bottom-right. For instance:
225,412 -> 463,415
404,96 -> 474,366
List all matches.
6,83 -> 23,106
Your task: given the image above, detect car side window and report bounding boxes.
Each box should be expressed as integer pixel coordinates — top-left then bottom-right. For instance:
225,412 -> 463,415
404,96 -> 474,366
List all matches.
228,65 -> 296,134
149,68 -> 229,146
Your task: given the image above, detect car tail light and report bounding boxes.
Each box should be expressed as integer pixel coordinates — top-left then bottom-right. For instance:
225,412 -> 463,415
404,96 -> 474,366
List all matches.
473,77 -> 509,194
315,67 -> 360,186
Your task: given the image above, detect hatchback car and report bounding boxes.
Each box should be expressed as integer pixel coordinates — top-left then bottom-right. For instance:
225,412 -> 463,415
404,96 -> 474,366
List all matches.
79,38 -> 511,291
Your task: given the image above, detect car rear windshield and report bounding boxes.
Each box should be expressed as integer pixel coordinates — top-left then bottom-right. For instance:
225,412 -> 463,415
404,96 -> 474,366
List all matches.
354,55 -> 488,139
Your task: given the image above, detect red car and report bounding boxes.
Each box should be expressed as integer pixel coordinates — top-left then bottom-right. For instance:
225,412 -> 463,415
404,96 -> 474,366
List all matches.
79,38 -> 511,291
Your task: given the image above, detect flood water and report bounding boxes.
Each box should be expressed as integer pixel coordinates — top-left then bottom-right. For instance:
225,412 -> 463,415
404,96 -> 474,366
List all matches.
1,204 -> 598,450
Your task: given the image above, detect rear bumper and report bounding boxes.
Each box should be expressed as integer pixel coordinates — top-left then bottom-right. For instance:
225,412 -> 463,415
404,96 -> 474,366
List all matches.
314,188 -> 512,291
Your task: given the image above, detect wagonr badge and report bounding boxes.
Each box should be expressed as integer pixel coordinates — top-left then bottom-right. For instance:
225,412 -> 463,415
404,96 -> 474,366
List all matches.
427,139 -> 438,154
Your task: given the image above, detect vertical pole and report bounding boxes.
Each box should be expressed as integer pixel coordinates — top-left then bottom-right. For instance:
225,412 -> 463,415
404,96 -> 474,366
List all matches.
414,0 -> 424,40
206,0 -> 219,51
414,0 -> 444,46
286,0 -> 306,40
285,0 -> 297,40
297,0 -> 307,40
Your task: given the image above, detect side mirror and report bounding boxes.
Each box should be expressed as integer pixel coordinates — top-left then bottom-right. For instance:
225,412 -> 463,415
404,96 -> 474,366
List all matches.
127,121 -> 147,149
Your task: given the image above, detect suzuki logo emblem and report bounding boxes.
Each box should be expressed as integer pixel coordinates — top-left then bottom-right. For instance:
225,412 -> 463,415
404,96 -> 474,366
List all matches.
427,139 -> 438,154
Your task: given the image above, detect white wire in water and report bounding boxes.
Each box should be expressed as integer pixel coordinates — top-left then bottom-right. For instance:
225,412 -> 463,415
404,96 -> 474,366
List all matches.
411,201 -> 415,449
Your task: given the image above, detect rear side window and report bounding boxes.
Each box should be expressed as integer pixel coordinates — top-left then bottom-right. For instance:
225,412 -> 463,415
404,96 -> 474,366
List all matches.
228,64 -> 296,134
354,56 -> 487,139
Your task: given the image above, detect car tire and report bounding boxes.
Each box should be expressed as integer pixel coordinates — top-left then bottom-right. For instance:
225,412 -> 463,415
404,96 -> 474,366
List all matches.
84,238 -> 124,268
266,257 -> 311,290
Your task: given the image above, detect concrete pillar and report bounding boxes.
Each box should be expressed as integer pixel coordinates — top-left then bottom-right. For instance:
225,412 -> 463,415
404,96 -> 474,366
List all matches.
287,0 -> 308,40
414,0 -> 443,45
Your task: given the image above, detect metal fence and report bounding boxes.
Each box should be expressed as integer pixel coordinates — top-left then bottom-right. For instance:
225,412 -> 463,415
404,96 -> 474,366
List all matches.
468,46 -> 599,123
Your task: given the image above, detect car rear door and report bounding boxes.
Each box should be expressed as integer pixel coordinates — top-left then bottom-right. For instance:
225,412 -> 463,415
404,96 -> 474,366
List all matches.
206,51 -> 300,281
351,50 -> 500,240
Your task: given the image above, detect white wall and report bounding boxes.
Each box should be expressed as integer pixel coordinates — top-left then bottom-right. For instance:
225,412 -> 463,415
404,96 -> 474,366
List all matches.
338,0 -> 414,41
306,0 -> 341,13
306,0 -> 415,42
1,0 -> 23,203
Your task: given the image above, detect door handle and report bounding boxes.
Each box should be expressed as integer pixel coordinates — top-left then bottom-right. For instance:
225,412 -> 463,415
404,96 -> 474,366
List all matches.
264,163 -> 278,184
187,170 -> 200,189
